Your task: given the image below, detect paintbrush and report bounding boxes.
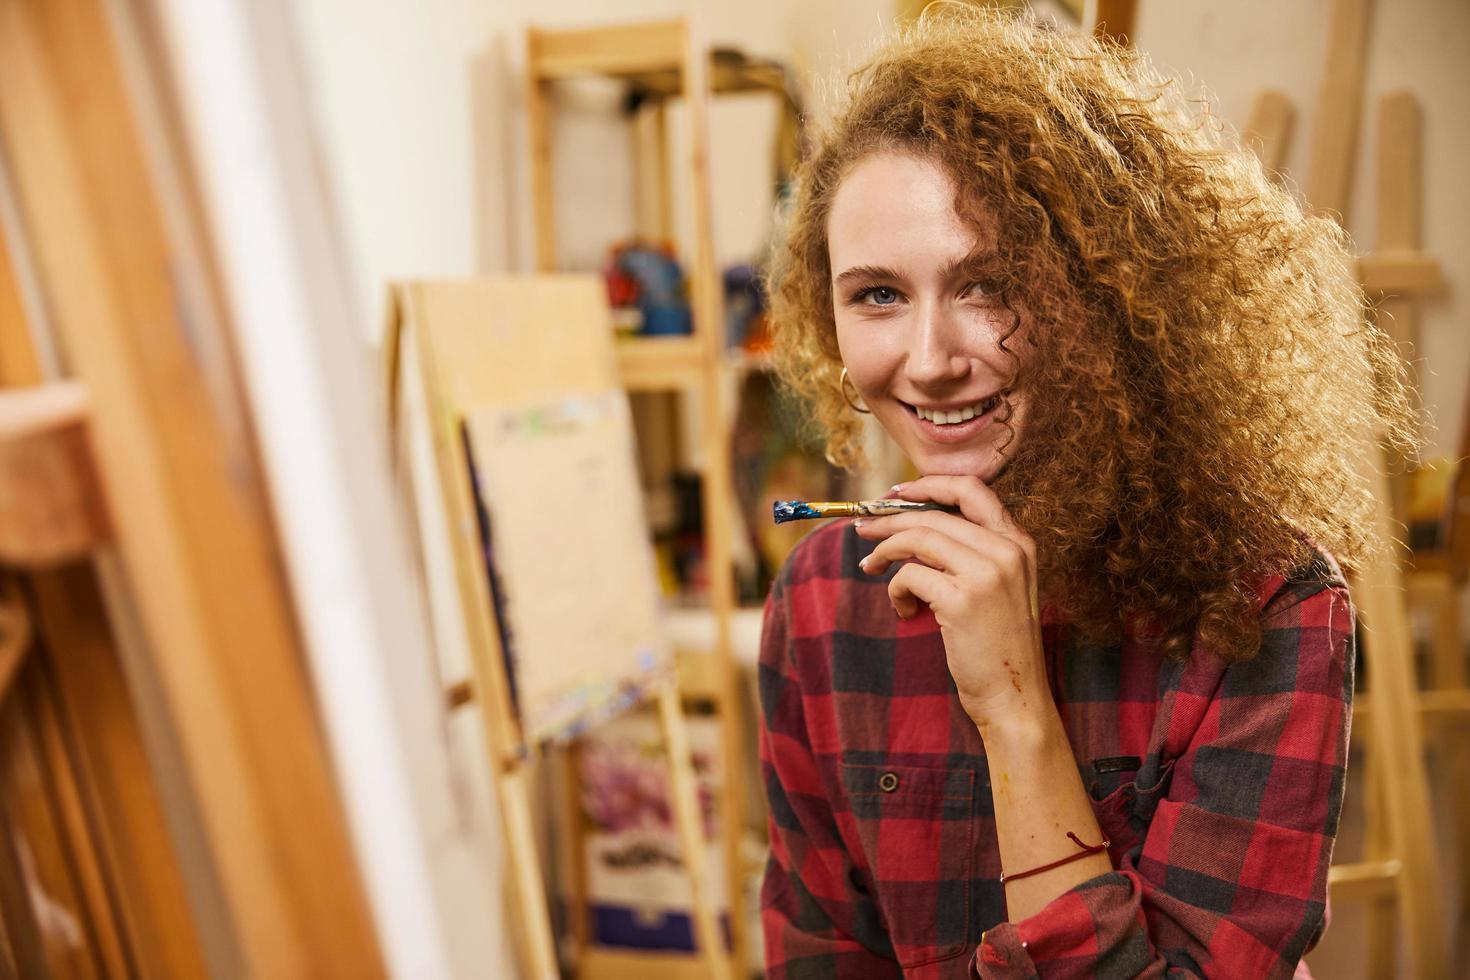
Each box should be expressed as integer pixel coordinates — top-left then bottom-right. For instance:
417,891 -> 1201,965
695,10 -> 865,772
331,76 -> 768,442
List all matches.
772,499 -> 962,524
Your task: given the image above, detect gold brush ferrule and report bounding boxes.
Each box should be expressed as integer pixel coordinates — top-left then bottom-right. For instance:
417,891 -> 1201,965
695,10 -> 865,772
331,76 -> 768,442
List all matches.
808,502 -> 861,517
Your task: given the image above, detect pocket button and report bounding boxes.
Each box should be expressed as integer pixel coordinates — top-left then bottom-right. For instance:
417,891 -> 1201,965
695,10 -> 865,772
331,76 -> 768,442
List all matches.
877,771 -> 900,793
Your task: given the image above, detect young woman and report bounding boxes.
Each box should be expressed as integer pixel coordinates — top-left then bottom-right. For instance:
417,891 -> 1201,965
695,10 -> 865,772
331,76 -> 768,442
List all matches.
758,9 -> 1416,979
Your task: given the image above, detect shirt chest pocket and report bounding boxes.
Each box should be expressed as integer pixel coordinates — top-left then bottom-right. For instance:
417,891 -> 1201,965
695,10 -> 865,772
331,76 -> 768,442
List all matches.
1087,756 -> 1176,862
840,763 -> 978,969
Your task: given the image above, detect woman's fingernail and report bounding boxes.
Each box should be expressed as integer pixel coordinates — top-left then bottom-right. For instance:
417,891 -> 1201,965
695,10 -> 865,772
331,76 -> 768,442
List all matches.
853,518 -> 864,529
891,482 -> 908,493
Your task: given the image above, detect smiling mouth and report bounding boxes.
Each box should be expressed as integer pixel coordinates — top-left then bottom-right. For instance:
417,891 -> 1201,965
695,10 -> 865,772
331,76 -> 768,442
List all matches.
904,392 -> 1004,426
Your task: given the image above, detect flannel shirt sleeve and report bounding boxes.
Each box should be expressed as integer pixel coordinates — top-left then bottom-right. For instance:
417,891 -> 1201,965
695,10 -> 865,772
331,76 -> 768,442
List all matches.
759,568 -> 904,979
974,578 -> 1355,979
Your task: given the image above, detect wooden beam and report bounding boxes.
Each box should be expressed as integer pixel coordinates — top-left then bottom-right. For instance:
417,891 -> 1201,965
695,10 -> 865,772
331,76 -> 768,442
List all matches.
527,19 -> 685,79
1347,436 -> 1448,976
29,564 -> 212,979
1369,93 -> 1430,464
1090,0 -> 1138,45
524,50 -> 557,271
0,580 -> 29,698
0,384 -> 109,568
1357,251 -> 1446,296
1351,690 -> 1470,737
681,14 -> 749,976
1305,0 -> 1373,218
1242,90 -> 1294,173
1377,91 -> 1421,247
616,336 -> 704,391
1328,859 -> 1401,901
0,213 -> 43,382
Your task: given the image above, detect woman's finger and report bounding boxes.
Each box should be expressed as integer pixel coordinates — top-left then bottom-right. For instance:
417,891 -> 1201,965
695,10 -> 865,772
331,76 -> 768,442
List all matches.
894,475 -> 1023,539
887,561 -> 958,620
892,475 -> 1036,574
861,525 -> 991,580
856,511 -> 1027,577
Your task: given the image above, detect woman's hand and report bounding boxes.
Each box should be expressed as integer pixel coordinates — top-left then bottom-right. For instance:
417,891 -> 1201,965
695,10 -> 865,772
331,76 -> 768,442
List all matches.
853,475 -> 1052,734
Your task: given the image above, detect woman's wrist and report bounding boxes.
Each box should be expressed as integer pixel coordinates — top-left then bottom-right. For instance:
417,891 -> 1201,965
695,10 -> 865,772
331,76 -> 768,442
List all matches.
974,701 -> 1067,759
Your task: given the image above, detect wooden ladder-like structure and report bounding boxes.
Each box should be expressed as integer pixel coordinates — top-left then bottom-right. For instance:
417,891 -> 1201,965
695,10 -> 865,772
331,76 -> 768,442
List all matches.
524,16 -> 768,979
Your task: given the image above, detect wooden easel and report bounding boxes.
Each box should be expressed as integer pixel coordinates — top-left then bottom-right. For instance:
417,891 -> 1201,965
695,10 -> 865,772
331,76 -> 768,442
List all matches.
1353,88 -> 1466,979
384,277 -> 731,980
1241,1 -> 1459,975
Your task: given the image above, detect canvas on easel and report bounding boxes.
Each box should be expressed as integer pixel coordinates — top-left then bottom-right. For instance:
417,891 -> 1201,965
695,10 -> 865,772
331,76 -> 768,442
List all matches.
384,276 -> 730,980
462,392 -> 670,744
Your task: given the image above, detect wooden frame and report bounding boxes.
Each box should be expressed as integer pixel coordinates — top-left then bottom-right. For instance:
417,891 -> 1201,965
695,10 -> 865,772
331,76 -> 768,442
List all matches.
0,0 -> 383,973
2,185 -> 208,978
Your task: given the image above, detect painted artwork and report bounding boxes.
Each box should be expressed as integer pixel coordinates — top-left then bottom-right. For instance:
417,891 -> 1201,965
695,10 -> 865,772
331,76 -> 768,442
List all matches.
577,709 -> 728,951
462,392 -> 672,744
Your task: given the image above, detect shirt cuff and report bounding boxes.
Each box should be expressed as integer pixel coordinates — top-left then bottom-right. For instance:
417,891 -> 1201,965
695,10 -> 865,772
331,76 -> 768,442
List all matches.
974,923 -> 1036,978
974,870 -> 1138,977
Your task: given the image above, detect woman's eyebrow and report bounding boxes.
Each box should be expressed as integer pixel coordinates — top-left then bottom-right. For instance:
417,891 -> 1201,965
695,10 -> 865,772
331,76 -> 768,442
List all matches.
832,264 -> 904,290
832,253 -> 991,291
942,250 -> 994,281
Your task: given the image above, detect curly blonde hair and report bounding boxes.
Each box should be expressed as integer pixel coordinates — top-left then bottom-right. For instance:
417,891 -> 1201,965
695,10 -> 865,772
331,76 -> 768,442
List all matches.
765,6 -> 1420,661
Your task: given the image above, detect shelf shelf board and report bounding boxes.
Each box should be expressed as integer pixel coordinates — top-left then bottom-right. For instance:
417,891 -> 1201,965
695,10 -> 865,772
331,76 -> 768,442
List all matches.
622,56 -> 791,100
616,335 -> 705,391
729,348 -> 772,374
528,20 -> 686,80
579,946 -> 735,980
674,648 -> 725,704
528,21 -> 792,102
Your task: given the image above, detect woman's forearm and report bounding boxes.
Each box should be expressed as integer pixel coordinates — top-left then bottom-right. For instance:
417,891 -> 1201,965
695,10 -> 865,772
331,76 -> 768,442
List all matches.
981,708 -> 1113,923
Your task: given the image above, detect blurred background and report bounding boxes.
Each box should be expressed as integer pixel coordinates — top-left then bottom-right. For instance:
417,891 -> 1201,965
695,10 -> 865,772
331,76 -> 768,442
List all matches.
0,0 -> 1465,977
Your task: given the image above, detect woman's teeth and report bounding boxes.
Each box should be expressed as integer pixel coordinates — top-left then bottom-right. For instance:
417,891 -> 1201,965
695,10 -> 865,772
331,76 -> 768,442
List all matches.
916,395 -> 1000,425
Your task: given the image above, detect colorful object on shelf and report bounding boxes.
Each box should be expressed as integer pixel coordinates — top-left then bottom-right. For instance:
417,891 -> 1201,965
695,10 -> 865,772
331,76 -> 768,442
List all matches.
723,264 -> 768,352
578,710 -> 728,952
1406,456 -> 1458,551
772,498 -> 961,524
603,240 -> 692,336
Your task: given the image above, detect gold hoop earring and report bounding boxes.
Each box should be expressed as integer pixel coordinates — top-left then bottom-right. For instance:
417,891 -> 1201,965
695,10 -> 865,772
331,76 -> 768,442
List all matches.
839,367 -> 872,414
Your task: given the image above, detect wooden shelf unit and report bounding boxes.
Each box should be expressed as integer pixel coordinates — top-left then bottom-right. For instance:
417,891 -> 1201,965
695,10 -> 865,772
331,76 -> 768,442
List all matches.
526,16 -> 792,979
615,335 -> 706,391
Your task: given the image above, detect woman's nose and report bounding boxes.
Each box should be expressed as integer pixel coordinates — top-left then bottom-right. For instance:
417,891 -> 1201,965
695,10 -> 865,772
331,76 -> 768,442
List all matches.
904,300 -> 972,388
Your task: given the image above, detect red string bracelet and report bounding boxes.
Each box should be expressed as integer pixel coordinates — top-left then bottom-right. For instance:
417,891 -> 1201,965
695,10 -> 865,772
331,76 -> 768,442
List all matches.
999,831 -> 1110,886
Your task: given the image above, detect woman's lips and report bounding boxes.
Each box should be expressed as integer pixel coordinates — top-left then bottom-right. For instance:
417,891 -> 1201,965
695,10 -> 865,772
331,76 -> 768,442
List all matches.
904,398 -> 1002,444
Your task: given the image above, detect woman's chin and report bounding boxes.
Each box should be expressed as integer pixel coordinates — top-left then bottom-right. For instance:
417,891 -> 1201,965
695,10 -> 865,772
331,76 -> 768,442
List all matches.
909,448 -> 1011,483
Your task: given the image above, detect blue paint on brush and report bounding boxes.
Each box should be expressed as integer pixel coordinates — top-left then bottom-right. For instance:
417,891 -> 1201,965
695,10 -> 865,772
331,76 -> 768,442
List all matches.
773,500 -> 822,524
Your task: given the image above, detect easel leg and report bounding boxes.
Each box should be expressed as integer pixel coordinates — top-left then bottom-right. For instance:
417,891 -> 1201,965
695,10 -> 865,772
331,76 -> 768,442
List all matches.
559,740 -> 590,978
1427,577 -> 1466,691
1353,445 -> 1448,978
657,685 -> 733,980
500,764 -> 561,979
1426,577 -> 1470,963
1361,751 -> 1398,975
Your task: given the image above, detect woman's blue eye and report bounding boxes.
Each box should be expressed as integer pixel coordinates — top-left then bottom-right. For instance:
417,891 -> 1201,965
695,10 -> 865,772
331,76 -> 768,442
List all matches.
859,286 -> 899,306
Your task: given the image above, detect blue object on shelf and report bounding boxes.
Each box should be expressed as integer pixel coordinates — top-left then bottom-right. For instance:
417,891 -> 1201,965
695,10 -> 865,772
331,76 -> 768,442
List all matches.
610,243 -> 693,336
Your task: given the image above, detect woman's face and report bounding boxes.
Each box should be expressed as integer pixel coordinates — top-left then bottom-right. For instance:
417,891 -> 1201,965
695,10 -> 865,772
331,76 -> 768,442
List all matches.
827,151 -> 1032,482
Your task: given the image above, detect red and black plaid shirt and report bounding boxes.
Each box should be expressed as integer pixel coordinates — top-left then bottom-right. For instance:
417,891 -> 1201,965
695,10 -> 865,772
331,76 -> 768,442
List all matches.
758,518 -> 1354,978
